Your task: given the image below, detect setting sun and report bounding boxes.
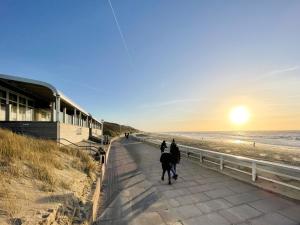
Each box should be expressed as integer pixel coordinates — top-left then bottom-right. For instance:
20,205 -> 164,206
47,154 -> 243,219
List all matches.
230,106 -> 250,125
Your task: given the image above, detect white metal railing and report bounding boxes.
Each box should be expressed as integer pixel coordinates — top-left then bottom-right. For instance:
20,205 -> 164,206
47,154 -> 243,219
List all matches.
133,135 -> 300,191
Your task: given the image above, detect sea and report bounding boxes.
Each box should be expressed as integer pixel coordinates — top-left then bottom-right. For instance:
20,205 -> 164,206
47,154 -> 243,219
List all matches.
164,131 -> 300,148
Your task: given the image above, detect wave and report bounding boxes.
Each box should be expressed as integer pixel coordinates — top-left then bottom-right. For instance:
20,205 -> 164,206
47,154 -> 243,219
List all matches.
166,131 -> 300,148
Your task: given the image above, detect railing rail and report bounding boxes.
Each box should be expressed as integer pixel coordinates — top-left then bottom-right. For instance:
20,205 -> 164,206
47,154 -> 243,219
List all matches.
57,138 -> 105,155
134,135 -> 300,191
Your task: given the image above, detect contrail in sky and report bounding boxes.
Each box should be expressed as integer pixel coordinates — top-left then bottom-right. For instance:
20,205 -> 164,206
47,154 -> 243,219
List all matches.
107,0 -> 134,68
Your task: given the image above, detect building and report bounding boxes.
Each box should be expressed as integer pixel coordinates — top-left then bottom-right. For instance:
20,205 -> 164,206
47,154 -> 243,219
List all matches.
0,74 -> 103,143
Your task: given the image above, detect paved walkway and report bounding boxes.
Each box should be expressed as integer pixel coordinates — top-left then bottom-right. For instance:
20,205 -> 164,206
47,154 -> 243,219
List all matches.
95,138 -> 300,225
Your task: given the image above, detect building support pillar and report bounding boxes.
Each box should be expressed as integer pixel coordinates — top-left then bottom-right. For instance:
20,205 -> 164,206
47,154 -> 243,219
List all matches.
79,112 -> 82,127
51,102 -> 56,122
56,95 -> 60,122
5,91 -> 10,121
16,95 -> 19,121
63,107 -> 67,124
73,108 -> 77,125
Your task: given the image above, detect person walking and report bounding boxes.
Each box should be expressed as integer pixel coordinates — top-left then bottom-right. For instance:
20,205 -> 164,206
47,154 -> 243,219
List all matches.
170,139 -> 180,179
160,151 -> 173,185
160,140 -> 167,153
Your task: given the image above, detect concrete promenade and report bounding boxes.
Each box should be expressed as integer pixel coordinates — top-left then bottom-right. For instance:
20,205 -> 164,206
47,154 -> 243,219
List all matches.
95,138 -> 300,225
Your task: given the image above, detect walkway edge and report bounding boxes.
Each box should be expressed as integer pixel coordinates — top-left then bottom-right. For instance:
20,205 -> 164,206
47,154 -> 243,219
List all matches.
89,136 -> 119,224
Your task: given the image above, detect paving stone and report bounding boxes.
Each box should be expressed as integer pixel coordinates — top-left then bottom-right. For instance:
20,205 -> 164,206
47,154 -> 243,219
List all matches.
226,183 -> 257,193
157,209 -> 181,224
277,205 -> 300,222
167,199 -> 181,208
172,205 -> 202,219
156,185 -> 175,192
147,199 -> 169,211
249,197 -> 296,213
130,212 -> 166,225
162,188 -> 190,198
250,212 -> 298,225
219,204 -> 262,223
189,193 -> 211,203
196,199 -> 232,213
175,195 -> 199,205
224,191 -> 262,205
183,213 -> 230,225
204,188 -> 235,199
188,185 -> 210,194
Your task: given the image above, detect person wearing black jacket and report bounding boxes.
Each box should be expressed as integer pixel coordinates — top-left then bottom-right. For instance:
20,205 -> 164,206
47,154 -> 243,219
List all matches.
160,140 -> 167,153
160,152 -> 173,185
170,139 -> 180,179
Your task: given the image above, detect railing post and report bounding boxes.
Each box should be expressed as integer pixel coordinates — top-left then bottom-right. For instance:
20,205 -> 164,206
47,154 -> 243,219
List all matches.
199,153 -> 203,163
252,162 -> 257,182
220,156 -> 224,170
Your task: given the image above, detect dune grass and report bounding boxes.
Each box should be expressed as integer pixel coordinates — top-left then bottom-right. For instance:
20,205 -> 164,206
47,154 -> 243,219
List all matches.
0,128 -> 97,190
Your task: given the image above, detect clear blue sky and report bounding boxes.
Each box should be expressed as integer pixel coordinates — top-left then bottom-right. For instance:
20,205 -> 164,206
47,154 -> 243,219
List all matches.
1,0 -> 300,131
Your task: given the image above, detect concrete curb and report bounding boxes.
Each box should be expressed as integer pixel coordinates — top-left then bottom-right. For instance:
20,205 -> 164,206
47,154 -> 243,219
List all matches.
89,136 -> 119,224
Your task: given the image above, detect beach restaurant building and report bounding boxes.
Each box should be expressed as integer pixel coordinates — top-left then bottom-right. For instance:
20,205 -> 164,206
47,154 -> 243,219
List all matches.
0,74 -> 103,143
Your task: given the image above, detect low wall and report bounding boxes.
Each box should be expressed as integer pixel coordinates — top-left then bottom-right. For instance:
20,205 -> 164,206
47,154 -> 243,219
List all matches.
59,123 -> 89,144
0,121 -> 58,139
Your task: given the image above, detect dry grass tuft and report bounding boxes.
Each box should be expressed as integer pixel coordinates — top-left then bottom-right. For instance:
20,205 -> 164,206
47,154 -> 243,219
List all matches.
0,128 -> 97,189
0,185 -> 22,219
0,128 -> 98,224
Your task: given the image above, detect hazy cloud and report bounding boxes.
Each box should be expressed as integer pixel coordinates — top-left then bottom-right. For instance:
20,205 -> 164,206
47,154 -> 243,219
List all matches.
139,98 -> 204,109
269,66 -> 299,75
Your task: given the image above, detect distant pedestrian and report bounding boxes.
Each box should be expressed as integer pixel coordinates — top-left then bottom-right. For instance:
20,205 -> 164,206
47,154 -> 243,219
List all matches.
160,151 -> 173,185
160,140 -> 167,153
253,141 -> 256,147
170,139 -> 180,179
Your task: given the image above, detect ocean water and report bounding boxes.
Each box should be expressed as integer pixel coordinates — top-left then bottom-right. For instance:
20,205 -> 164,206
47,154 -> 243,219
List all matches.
165,131 -> 300,148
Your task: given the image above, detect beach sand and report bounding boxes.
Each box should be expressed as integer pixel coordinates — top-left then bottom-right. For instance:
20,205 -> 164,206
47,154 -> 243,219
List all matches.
141,133 -> 300,167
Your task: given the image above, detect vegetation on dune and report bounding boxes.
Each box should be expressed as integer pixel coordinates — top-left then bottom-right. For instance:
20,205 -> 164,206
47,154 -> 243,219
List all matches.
0,128 -> 99,224
0,128 -> 97,190
103,121 -> 139,137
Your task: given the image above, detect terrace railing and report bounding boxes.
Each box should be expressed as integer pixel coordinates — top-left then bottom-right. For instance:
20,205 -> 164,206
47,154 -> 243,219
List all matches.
133,135 -> 300,192
57,138 -> 106,155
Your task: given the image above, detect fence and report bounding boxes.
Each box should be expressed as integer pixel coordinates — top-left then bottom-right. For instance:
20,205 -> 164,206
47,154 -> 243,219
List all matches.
134,135 -> 300,192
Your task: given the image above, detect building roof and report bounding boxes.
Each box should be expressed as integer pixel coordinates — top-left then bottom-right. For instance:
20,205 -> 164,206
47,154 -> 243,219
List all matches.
0,73 -> 102,124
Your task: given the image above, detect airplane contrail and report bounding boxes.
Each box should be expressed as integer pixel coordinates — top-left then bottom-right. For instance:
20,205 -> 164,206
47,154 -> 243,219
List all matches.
107,0 -> 134,68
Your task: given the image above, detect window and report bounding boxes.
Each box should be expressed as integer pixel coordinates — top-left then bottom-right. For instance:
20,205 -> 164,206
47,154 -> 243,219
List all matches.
26,108 -> 34,121
0,90 -> 6,99
0,99 -> 5,120
11,103 -> 17,121
18,97 -> 26,121
28,100 -> 34,108
19,97 -> 26,105
9,94 -> 17,103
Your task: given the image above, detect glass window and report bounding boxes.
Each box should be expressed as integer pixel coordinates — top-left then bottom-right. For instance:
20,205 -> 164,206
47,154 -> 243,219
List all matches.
11,103 -> 17,121
28,100 -> 34,107
9,94 -> 17,103
19,105 -> 26,121
0,99 -> 6,120
26,108 -> 34,121
0,90 -> 6,99
19,97 -> 26,105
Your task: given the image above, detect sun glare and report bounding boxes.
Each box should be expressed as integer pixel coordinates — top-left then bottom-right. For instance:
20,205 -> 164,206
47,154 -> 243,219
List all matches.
230,106 -> 250,125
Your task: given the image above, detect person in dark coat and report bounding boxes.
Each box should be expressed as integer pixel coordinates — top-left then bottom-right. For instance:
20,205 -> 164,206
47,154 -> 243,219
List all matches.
160,152 -> 173,185
160,140 -> 167,153
170,139 -> 180,179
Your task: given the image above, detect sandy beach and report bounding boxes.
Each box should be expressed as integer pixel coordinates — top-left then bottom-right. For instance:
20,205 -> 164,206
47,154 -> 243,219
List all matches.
140,132 -> 300,167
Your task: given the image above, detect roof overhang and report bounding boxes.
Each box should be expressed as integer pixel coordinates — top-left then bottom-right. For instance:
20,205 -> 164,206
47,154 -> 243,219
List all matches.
0,74 -> 89,115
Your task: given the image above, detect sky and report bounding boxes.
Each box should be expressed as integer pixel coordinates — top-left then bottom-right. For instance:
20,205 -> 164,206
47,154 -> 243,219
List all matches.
0,0 -> 300,132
